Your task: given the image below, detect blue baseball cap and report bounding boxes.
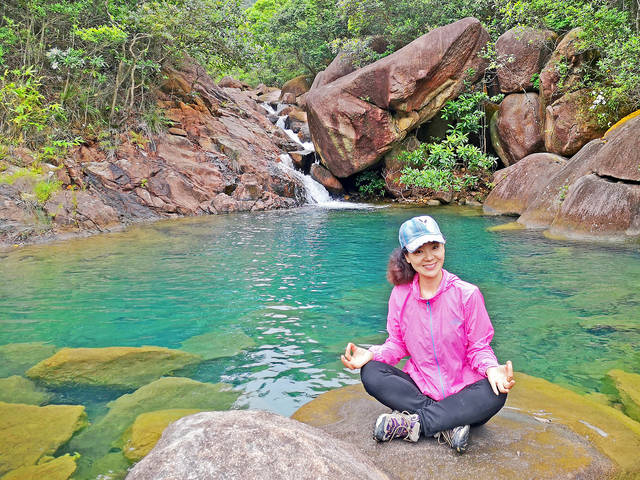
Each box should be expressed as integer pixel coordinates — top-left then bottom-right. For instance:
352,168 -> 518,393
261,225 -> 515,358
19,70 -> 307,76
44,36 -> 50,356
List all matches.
399,216 -> 446,252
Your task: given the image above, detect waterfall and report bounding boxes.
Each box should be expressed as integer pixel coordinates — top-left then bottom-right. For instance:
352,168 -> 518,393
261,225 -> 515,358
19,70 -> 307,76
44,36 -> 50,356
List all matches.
264,102 -> 378,210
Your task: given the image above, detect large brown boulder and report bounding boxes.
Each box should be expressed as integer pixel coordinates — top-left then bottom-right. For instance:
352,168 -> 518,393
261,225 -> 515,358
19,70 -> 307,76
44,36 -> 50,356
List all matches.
543,89 -> 606,156
493,93 -> 545,166
517,139 -> 603,228
125,410 -> 390,480
280,75 -> 311,101
310,163 -> 344,195
548,174 -> 640,239
595,111 -> 640,182
495,27 -> 557,93
311,51 -> 357,90
484,152 -> 567,215
306,18 -> 489,178
539,28 -> 597,104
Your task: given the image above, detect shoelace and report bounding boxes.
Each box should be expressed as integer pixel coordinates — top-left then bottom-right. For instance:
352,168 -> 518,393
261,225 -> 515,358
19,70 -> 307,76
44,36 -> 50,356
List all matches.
385,411 -> 415,441
436,429 -> 453,448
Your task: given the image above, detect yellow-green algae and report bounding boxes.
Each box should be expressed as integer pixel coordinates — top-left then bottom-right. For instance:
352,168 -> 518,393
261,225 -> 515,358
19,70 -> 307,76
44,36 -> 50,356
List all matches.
0,376 -> 52,405
26,346 -> 202,389
0,343 -> 57,377
119,409 -> 202,462
0,402 -> 87,476
486,221 -> 526,232
180,331 -> 255,360
605,370 -> 640,423
69,377 -> 239,477
0,454 -> 77,480
82,452 -> 129,480
508,373 -> 640,475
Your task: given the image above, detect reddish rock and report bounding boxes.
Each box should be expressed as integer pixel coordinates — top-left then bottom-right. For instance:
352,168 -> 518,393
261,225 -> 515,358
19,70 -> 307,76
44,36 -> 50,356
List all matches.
310,164 -> 344,195
539,28 -> 597,104
518,139 -> 603,228
281,92 -> 296,104
595,114 -> 640,182
306,18 -> 489,178
280,75 -> 311,101
544,89 -> 606,156
168,127 -> 187,137
311,51 -> 357,90
493,93 -> 545,166
549,174 -> 640,240
484,153 -> 567,215
218,76 -> 245,89
45,190 -> 120,230
496,27 -> 557,93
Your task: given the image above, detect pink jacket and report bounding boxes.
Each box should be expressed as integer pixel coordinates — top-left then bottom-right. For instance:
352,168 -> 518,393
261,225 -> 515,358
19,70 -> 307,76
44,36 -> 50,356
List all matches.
369,270 -> 499,401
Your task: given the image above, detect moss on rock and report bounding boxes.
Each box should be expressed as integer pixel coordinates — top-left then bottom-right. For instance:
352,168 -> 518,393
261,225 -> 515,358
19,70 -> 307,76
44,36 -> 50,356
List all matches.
0,454 -> 77,480
69,377 -> 239,463
26,346 -> 201,389
119,409 -> 202,462
0,376 -> 52,405
0,402 -> 87,476
604,370 -> 640,423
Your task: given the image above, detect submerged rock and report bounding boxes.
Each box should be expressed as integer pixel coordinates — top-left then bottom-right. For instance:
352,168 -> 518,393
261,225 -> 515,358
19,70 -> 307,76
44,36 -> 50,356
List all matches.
1,454 -> 77,480
605,370 -> 640,423
0,402 -> 87,476
179,330 -> 255,360
0,342 -> 57,377
26,346 -> 201,389
292,374 -> 640,478
125,410 -> 390,480
69,377 -> 239,463
0,375 -> 52,405
119,409 -> 203,462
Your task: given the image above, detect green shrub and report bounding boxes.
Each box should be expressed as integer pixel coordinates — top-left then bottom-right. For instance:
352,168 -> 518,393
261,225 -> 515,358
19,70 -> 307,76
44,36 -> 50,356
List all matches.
355,169 -> 386,198
34,179 -> 61,203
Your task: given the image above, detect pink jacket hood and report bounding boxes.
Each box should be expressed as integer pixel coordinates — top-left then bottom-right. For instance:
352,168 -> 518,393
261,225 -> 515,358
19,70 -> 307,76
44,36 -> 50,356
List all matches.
369,270 -> 498,401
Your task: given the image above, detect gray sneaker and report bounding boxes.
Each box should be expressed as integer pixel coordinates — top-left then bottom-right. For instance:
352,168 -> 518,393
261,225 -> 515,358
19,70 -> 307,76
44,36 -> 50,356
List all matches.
373,410 -> 421,443
434,424 -> 470,453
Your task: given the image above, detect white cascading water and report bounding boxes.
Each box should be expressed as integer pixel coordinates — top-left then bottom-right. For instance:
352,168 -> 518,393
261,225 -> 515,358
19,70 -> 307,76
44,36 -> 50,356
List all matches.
263,103 -> 375,209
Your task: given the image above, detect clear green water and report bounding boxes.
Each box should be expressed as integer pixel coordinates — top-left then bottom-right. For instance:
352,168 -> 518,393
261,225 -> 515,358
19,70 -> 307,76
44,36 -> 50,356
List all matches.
1,205 -> 639,475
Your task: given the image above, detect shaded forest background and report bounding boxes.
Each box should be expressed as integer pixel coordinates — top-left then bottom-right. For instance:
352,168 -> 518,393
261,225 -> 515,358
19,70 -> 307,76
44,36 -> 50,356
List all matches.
1,0 -> 639,175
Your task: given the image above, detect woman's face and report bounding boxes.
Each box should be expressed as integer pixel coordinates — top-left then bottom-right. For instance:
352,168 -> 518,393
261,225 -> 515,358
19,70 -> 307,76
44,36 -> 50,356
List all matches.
404,242 -> 445,281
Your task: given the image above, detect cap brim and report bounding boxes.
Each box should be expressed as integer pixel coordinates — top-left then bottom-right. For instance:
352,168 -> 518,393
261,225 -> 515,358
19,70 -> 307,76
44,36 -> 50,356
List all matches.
405,234 -> 446,252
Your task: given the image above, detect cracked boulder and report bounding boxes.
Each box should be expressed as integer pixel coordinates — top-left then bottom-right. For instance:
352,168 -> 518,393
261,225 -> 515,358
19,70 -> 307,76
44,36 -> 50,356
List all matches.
485,112 -> 640,241
306,18 -> 489,178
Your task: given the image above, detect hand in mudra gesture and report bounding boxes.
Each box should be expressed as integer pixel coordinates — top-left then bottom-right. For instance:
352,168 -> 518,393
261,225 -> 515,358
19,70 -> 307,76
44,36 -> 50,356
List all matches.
341,342 -> 373,370
486,360 -> 515,395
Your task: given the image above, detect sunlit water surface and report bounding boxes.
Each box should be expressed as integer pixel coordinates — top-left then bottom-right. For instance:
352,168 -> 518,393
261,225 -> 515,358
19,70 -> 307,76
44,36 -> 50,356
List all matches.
1,205 -> 639,475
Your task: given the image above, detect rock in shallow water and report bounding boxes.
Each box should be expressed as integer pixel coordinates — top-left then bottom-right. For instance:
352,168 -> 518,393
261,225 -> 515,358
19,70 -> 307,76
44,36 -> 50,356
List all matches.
0,375 -> 52,405
180,330 -> 255,360
0,342 -> 57,377
26,346 -> 201,389
125,410 -> 390,480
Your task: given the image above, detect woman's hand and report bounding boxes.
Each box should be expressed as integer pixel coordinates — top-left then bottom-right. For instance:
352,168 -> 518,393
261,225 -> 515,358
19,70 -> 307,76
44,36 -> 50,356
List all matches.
341,342 -> 373,370
486,360 -> 515,395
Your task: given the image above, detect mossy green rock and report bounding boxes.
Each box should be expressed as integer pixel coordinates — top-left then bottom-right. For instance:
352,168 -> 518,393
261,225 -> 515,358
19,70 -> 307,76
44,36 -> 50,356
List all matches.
26,346 -> 201,388
119,409 -> 202,462
69,377 -> 239,462
0,343 -> 57,377
0,376 -> 52,405
180,331 -> 255,360
0,454 -> 77,480
0,402 -> 87,476
605,369 -> 640,423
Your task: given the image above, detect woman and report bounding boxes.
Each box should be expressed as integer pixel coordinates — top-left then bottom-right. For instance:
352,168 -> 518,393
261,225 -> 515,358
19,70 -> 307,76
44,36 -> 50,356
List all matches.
341,215 -> 514,453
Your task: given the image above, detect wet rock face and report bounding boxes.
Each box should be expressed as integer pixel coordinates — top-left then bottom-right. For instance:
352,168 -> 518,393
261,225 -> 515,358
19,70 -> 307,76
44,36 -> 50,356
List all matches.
310,163 -> 344,195
125,410 -> 390,480
0,58 -> 305,247
306,17 -> 489,178
291,377 -> 628,480
493,93 -> 545,166
495,27 -> 557,93
485,113 -> 640,240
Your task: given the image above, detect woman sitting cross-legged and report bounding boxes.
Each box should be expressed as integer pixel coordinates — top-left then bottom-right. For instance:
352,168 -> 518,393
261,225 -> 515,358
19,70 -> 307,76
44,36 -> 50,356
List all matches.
341,215 -> 515,453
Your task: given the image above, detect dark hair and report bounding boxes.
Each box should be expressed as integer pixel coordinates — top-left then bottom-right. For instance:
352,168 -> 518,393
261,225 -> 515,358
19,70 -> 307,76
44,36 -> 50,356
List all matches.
387,247 -> 415,285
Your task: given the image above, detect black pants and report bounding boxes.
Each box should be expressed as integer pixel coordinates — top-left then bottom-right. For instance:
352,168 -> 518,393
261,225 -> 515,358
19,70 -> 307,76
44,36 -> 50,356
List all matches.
361,360 -> 507,437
